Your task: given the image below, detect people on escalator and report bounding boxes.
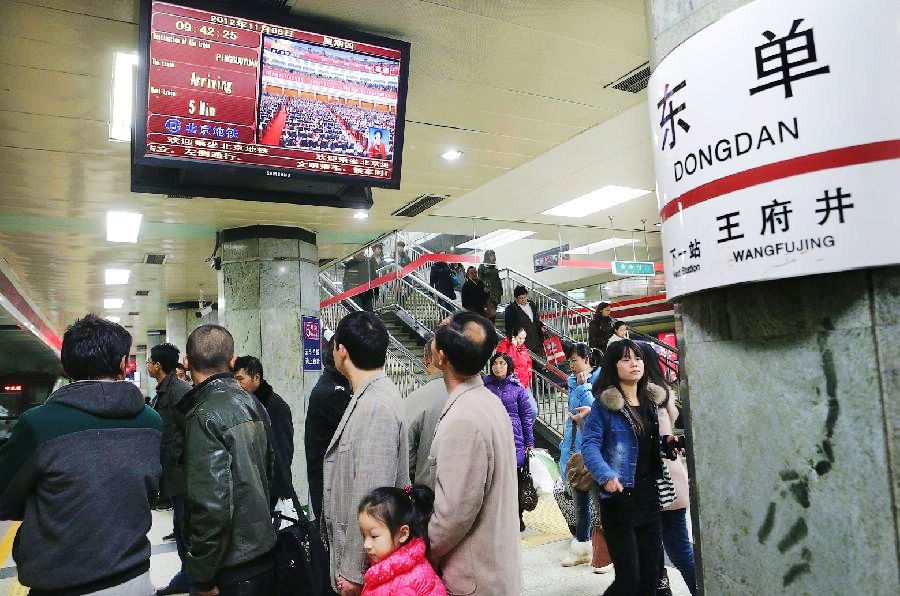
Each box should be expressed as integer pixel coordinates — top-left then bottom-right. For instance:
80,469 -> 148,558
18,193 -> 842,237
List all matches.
483,352 -> 534,533
461,266 -> 489,314
394,240 -> 411,269
305,335 -> 353,529
0,315 -> 162,595
637,342 -> 696,596
588,302 -> 616,363
557,343 -> 602,570
608,321 -> 629,346
450,262 -> 465,290
147,342 -> 194,596
496,327 -> 532,390
478,249 -> 503,306
344,252 -> 372,311
429,261 -> 457,311
504,285 -> 545,356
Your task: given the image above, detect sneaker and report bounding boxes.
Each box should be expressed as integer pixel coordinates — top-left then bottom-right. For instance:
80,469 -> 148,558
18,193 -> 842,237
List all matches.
162,532 -> 176,542
561,539 -> 591,567
593,563 -> 614,574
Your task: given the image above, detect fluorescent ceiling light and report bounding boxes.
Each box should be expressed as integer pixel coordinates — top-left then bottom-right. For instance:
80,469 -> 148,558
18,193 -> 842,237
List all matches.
441,149 -> 463,160
542,185 -> 651,218
104,315 -> 121,323
458,229 -> 535,251
105,268 -> 130,285
110,52 -> 138,142
104,298 -> 124,309
353,211 -> 368,220
107,211 -> 142,243
567,238 -> 638,255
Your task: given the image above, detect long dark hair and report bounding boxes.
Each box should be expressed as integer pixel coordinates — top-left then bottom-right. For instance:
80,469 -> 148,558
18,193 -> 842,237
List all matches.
358,485 -> 435,553
637,341 -> 671,406
593,339 -> 650,434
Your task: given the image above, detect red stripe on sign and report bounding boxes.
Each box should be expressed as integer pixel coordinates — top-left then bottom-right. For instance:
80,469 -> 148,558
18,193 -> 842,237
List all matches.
660,139 -> 900,222
614,302 -> 674,319
611,293 -> 669,308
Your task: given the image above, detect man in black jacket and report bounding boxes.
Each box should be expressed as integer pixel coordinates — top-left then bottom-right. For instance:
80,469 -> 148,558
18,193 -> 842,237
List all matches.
0,315 -> 162,594
504,285 -> 545,356
147,342 -> 194,596
304,334 -> 352,526
180,325 -> 276,596
234,355 -> 294,501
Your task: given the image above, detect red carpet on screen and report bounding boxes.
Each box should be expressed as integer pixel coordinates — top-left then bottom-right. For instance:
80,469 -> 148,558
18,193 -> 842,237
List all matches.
259,105 -> 287,146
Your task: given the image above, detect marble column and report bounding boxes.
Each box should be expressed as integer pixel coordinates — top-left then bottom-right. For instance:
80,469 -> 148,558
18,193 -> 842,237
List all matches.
219,225 -> 321,506
646,2 -> 900,594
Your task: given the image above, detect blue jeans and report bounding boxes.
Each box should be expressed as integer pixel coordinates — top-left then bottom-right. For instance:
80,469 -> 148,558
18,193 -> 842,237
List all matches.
661,508 -> 696,595
166,494 -> 194,591
573,488 -> 591,542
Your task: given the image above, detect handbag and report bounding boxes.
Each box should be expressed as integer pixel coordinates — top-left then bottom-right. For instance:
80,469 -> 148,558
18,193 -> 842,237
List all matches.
518,457 -> 539,512
565,424 -> 595,492
552,478 -> 576,528
262,417 -> 330,595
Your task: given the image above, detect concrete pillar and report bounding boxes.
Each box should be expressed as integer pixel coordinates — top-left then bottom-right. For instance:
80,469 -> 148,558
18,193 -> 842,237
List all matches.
166,303 -> 218,357
646,1 -> 900,594
219,225 -> 321,505
134,344 -> 148,398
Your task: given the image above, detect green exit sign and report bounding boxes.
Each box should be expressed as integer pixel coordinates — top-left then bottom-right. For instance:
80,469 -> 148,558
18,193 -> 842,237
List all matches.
612,261 -> 656,277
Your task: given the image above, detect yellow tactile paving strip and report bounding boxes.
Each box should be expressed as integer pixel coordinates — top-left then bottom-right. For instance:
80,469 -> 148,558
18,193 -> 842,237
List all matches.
521,495 -> 571,549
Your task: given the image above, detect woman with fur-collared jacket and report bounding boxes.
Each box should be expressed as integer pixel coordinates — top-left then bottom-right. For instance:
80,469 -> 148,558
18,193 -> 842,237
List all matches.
579,339 -> 680,596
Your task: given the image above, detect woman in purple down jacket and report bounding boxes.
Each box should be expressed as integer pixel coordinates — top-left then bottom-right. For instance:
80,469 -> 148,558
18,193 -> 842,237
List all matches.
483,352 -> 534,468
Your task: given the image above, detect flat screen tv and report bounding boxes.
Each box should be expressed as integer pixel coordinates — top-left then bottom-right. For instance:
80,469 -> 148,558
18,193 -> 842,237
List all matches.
132,0 -> 410,208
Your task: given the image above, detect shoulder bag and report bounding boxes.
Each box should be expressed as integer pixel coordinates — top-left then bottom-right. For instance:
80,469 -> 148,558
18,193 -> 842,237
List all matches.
518,455 -> 539,512
565,424 -> 595,492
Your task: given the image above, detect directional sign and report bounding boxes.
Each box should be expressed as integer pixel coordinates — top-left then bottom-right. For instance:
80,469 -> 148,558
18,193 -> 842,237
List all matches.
612,261 -> 656,277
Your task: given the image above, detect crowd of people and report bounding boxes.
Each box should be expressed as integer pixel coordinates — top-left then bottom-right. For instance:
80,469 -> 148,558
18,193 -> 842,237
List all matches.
262,49 -> 399,93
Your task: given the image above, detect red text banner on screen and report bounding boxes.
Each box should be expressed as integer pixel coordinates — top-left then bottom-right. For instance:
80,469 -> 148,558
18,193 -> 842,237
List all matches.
144,1 -> 403,180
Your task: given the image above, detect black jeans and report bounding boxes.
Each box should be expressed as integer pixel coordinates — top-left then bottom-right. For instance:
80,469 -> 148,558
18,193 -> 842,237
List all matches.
601,501 -> 662,596
219,569 -> 276,596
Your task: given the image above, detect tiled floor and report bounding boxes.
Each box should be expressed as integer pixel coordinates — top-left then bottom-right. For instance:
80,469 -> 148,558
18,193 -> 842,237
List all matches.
0,499 -> 692,595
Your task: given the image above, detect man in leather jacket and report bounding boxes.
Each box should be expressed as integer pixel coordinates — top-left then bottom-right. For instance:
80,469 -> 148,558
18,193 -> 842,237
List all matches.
179,325 -> 277,596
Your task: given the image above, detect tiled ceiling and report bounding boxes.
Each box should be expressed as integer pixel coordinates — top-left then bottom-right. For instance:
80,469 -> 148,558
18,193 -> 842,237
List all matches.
0,0 -> 650,346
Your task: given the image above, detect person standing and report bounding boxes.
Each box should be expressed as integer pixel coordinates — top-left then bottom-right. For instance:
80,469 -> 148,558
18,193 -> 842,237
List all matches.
428,312 -> 523,595
233,356 -> 294,502
305,335 -> 353,526
477,249 -> 503,307
557,343 -> 602,569
404,338 -> 448,486
323,312 -> 409,596
429,261 -> 457,311
148,342 -> 194,596
394,240 -> 411,268
0,315 -> 162,594
495,327 -> 532,389
607,322 -> 628,347
588,302 -> 616,361
580,339 -> 680,596
460,266 -> 488,314
504,286 -> 544,356
180,325 -> 277,596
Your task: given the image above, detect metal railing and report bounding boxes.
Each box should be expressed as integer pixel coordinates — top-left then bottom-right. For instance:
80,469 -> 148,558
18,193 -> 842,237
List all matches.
319,277 -> 428,398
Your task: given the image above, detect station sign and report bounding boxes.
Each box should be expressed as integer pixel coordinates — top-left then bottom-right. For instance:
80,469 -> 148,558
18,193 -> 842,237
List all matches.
648,0 -> 900,299
612,261 -> 655,277
533,244 -> 568,273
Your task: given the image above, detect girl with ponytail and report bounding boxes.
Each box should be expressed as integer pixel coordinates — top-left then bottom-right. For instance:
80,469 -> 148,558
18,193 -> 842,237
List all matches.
353,485 -> 447,595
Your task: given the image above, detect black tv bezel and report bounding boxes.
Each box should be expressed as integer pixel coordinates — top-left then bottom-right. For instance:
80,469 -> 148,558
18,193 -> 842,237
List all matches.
133,0 -> 411,192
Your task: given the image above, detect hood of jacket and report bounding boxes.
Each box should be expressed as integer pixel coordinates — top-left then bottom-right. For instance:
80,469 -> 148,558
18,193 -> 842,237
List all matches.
598,382 -> 666,411
363,538 -> 429,590
48,379 -> 147,418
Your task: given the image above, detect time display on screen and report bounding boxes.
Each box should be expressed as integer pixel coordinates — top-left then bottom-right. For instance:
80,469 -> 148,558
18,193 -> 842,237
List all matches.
144,1 -> 404,181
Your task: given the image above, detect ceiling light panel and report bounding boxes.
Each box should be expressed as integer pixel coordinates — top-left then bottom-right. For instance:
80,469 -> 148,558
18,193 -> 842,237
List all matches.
104,316 -> 121,323
441,149 -> 463,160
110,52 -> 138,142
542,185 -> 651,218
104,298 -> 124,309
567,238 -> 638,254
105,268 -> 130,285
107,211 -> 143,243
457,229 -> 535,251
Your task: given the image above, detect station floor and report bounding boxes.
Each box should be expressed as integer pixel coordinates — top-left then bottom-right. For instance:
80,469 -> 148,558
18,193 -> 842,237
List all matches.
0,496 -> 691,595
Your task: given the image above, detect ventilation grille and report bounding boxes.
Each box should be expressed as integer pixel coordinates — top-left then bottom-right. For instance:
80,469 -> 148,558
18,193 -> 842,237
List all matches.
605,63 -> 651,93
135,290 -> 150,297
128,311 -> 140,316
391,194 -> 447,218
166,194 -> 194,200
144,254 -> 167,265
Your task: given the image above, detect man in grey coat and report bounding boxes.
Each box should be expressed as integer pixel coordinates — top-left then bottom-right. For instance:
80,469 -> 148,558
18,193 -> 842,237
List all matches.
428,312 -> 523,595
323,312 -> 409,596
404,337 -> 447,486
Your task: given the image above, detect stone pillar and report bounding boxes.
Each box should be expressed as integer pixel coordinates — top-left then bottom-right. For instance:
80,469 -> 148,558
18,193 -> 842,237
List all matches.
219,225 -> 321,505
166,303 -> 218,357
134,344 -> 148,398
646,2 -> 900,594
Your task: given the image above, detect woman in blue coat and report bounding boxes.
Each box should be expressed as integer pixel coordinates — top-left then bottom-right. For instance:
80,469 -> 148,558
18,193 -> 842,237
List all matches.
580,339 -> 680,596
558,343 -> 602,567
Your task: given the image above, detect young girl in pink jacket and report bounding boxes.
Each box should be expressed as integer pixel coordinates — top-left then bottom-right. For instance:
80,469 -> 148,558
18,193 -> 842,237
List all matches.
349,485 -> 447,596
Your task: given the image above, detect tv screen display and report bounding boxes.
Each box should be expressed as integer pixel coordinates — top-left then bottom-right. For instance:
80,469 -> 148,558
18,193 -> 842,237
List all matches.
135,0 -> 410,190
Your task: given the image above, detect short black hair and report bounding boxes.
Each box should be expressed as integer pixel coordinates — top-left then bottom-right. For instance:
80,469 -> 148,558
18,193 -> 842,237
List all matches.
613,321 -> 627,331
61,314 -> 132,381
435,311 -> 497,376
323,336 -> 337,368
514,285 -> 528,298
234,355 -> 263,379
186,324 -> 234,374
150,342 -> 180,374
335,311 -> 388,370
175,363 -> 186,371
